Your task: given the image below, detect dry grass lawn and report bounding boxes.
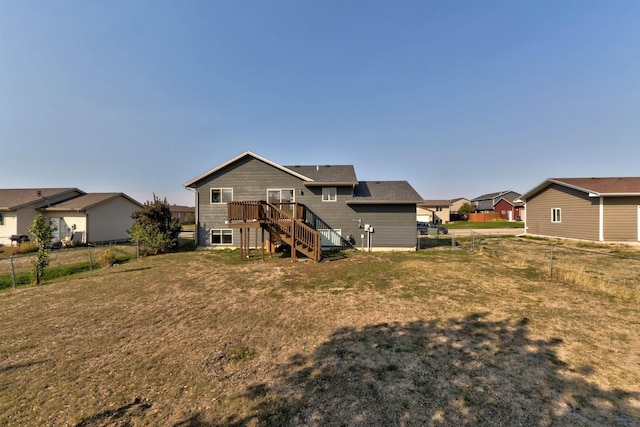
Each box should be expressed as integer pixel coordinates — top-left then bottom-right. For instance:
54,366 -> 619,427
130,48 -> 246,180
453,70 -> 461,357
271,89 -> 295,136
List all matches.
0,248 -> 638,426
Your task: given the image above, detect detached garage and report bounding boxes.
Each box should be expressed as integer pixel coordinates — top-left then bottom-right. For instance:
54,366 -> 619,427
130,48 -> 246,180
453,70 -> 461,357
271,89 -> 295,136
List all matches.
41,193 -> 143,245
0,189 -> 142,246
520,177 -> 640,243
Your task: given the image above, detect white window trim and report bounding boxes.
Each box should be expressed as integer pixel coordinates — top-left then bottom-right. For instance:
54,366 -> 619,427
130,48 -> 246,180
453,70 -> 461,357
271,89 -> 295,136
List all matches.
267,188 -> 295,203
322,187 -> 337,202
551,208 -> 561,223
211,229 -> 233,245
211,188 -> 233,204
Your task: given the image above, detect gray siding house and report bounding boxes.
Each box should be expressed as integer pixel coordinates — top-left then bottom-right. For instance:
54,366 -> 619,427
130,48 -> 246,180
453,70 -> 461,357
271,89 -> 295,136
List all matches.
184,151 -> 423,258
520,177 -> 640,243
472,190 -> 521,213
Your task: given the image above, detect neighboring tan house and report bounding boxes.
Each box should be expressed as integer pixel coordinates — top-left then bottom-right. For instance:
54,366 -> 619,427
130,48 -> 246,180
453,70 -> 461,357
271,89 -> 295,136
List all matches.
493,197 -> 525,221
169,205 -> 195,224
519,177 -> 640,243
0,188 -> 142,246
449,197 -> 470,221
183,151 -> 423,259
417,200 -> 450,224
472,190 -> 521,213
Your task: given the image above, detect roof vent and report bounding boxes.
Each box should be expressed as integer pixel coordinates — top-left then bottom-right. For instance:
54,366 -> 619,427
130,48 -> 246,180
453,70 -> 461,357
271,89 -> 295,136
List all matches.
316,165 -> 319,171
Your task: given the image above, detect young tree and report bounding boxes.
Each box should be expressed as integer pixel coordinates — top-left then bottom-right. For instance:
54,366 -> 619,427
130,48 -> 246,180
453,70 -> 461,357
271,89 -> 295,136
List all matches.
128,194 -> 182,256
458,202 -> 474,220
28,214 -> 56,284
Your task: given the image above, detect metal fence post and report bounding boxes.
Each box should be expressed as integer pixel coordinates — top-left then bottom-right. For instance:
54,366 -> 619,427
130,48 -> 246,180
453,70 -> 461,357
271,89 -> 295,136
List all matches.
549,245 -> 554,278
452,232 -> 455,251
10,256 -> 16,291
88,247 -> 93,271
471,231 -> 475,252
500,238 -> 504,259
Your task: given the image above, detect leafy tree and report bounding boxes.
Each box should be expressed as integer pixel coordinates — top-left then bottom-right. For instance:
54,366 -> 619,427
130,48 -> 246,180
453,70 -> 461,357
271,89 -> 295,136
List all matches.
128,195 -> 181,256
458,202 -> 474,220
28,214 -> 56,284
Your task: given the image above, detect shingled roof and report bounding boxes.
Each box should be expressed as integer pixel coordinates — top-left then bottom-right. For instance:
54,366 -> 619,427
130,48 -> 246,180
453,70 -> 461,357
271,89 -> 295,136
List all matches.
41,193 -> 142,212
520,177 -> 640,200
285,165 -> 358,185
348,181 -> 423,204
0,188 -> 83,210
471,190 -> 518,202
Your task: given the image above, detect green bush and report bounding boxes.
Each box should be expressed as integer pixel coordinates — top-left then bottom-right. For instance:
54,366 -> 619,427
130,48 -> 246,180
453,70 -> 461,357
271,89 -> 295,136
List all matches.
128,195 -> 181,256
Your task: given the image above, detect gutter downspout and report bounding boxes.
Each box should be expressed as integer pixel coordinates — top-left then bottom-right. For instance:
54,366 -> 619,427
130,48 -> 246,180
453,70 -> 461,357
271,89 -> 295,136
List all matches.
599,196 -> 604,242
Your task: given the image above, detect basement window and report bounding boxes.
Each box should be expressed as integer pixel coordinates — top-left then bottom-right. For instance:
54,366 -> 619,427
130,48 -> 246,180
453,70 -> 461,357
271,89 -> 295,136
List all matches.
211,229 -> 233,245
551,208 -> 561,223
211,188 -> 233,204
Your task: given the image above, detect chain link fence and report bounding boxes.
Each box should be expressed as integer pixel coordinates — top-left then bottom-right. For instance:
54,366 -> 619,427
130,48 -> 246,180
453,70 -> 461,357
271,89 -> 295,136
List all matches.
0,242 -> 139,291
419,231 -> 640,294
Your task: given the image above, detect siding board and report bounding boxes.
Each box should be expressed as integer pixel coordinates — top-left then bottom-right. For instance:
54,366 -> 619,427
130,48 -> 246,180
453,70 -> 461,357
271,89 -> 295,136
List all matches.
193,156 -> 418,250
526,184 -> 599,241
603,196 -> 640,242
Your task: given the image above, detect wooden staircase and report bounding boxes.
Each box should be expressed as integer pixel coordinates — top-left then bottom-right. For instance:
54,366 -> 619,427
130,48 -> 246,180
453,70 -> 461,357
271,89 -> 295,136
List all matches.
227,201 -> 322,262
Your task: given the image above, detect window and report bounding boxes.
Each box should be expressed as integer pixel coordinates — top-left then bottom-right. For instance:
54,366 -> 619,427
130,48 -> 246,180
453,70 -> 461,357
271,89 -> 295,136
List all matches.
211,229 -> 233,245
267,189 -> 295,204
436,206 -> 443,212
322,187 -> 337,202
551,208 -> 561,223
211,188 -> 233,204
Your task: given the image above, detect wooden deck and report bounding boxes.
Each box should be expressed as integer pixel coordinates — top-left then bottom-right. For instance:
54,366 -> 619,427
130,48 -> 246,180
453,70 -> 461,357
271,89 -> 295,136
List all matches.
227,201 -> 322,262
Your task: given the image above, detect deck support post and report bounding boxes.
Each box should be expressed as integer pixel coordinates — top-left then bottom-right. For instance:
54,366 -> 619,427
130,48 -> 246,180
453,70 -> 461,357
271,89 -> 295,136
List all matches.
291,219 -> 296,261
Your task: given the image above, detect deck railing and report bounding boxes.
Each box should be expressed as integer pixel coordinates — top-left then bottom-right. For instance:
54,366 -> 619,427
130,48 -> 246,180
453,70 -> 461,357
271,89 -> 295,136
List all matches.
226,200 -> 321,261
227,200 -> 266,223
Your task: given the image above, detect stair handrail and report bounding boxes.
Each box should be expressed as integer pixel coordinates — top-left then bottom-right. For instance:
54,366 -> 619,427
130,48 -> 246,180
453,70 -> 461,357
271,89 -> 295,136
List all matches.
226,200 -> 321,261
265,202 -> 322,261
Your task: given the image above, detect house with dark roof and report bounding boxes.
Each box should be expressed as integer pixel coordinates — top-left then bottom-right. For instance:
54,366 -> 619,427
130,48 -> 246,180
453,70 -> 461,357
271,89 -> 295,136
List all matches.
184,151 -> 423,259
0,188 -> 142,246
519,177 -> 640,243
471,190 -> 521,213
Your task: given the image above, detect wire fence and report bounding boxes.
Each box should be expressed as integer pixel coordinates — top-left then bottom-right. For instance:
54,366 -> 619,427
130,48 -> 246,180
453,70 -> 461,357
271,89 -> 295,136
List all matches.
419,231 -> 640,293
0,242 -> 139,291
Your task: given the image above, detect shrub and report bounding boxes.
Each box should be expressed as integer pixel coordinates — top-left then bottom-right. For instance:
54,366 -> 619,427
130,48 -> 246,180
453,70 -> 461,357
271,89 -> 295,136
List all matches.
18,241 -> 38,254
98,248 -> 117,267
128,195 -> 181,256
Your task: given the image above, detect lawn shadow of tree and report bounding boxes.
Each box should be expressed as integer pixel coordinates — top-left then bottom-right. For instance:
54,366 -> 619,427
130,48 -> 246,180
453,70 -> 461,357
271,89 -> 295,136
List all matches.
198,313 -> 639,426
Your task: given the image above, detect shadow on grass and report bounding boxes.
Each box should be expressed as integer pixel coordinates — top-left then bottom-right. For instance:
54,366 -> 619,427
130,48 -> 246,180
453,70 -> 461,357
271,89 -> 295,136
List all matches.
418,236 -> 457,250
206,313 -> 637,426
74,397 -> 151,426
0,359 -> 51,374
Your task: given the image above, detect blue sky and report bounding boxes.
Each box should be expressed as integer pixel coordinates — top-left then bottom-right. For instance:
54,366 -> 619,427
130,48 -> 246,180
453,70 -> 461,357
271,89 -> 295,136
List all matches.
1,1 -> 638,206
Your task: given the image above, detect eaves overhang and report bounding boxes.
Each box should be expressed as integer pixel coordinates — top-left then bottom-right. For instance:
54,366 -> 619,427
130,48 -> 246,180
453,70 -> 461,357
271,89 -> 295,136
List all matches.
184,151 -> 314,188
520,178 -> 640,201
346,200 -> 420,205
303,181 -> 358,187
